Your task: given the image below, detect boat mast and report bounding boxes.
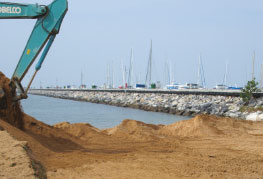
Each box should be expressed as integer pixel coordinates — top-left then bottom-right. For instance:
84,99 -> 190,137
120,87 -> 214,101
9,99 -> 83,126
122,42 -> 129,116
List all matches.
128,48 -> 133,87
169,61 -> 172,84
201,54 -> 206,88
260,63 -> 263,88
164,60 -> 170,85
112,61 -> 114,88
173,62 -> 176,84
80,70 -> 83,88
223,61 -> 228,86
107,63 -> 110,88
121,60 -> 125,88
197,54 -> 201,86
198,53 -> 206,88
252,51 -> 255,80
145,40 -> 152,87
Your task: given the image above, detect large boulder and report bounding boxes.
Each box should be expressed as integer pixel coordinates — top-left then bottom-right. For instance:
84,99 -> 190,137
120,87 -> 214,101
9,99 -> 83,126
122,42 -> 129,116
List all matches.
246,112 -> 263,121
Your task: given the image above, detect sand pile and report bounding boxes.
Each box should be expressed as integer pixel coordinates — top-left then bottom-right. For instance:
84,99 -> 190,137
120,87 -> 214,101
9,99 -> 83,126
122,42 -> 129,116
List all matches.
103,116 -> 233,139
159,114 -> 263,137
54,122 -> 107,140
54,120 -> 163,142
0,72 -> 23,129
104,119 -> 163,141
54,115 -> 263,142
159,115 -> 223,137
101,115 -> 263,139
0,130 -> 35,179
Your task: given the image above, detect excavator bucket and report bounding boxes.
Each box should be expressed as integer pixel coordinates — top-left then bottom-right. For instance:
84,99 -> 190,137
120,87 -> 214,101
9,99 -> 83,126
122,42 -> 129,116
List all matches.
0,87 -> 7,109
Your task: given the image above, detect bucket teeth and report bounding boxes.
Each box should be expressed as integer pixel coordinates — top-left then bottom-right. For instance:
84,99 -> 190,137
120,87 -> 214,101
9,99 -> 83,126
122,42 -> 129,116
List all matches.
0,88 -> 7,109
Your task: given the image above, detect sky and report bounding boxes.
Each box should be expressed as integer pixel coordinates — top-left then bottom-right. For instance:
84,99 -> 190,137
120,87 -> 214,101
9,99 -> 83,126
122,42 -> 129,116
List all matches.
1,0 -> 263,88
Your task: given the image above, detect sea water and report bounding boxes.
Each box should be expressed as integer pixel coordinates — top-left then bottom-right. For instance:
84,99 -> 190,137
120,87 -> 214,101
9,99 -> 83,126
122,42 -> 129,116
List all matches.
21,95 -> 190,129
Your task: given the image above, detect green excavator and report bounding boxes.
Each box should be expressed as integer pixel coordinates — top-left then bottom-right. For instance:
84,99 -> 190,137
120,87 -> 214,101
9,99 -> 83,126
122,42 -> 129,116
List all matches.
0,0 -> 68,102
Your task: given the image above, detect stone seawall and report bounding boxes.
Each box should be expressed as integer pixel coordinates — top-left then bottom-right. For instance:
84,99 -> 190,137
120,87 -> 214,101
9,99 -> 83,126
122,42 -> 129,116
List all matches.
29,89 -> 263,121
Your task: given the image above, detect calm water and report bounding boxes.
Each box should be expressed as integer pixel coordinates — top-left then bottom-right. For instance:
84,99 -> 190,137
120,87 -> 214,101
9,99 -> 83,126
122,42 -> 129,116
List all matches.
21,95 -> 190,129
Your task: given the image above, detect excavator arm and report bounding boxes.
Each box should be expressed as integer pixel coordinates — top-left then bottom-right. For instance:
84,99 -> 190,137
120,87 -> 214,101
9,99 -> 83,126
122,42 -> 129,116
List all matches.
0,0 -> 68,100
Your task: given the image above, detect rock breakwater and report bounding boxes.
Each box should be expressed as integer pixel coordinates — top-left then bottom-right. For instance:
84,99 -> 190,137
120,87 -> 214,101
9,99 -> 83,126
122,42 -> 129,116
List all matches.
29,89 -> 263,120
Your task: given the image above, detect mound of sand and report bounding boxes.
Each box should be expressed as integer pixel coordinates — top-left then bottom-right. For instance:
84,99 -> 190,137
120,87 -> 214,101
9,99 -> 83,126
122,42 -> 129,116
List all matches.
54,119 -> 163,142
0,130 -> 35,179
54,122 -> 107,140
159,114 -> 263,137
159,115 -> 223,137
104,119 -> 163,141
54,115 -> 263,143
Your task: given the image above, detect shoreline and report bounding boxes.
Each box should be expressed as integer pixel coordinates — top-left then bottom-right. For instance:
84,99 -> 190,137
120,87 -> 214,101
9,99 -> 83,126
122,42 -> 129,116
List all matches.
30,92 -> 195,116
29,89 -> 263,121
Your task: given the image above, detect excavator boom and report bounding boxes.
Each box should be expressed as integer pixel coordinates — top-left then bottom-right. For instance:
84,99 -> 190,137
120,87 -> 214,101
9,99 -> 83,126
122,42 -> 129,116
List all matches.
0,0 -> 68,100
